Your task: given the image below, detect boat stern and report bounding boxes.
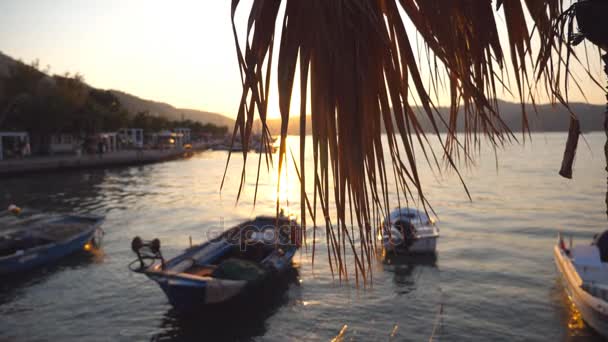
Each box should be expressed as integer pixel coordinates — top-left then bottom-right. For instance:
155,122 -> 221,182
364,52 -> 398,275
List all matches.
149,271 -> 248,311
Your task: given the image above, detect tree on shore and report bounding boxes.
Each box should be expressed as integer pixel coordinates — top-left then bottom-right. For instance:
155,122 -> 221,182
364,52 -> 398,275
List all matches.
0,60 -> 44,128
131,110 -> 228,136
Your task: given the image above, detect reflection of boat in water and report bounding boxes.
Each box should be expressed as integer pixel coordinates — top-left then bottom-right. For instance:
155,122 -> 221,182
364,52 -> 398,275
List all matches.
0,214 -> 104,275
153,267 -> 299,341
380,208 -> 439,254
554,231 -> 608,337
129,215 -> 302,313
382,251 -> 438,294
0,251 -> 101,305
383,251 -> 438,266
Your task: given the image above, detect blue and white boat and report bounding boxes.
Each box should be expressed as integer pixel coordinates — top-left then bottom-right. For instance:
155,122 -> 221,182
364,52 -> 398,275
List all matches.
129,215 -> 301,312
380,208 -> 439,254
0,214 -> 105,275
554,231 -> 608,337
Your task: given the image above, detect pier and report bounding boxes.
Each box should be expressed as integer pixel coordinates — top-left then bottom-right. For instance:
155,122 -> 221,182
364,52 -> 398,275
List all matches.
0,149 -> 191,176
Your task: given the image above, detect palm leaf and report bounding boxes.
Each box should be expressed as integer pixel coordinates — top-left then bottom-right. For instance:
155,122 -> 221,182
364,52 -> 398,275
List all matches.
228,0 -> 596,282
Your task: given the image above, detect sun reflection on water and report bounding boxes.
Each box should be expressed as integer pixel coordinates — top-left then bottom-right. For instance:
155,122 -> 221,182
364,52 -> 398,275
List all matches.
267,136 -> 304,215
566,297 -> 586,331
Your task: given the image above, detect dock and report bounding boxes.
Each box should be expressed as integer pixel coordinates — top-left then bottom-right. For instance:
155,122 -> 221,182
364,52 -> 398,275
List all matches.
0,149 -> 192,177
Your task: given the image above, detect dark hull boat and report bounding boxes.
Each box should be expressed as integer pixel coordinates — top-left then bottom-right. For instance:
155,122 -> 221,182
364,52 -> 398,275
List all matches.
130,215 -> 301,313
0,215 -> 104,275
153,267 -> 299,341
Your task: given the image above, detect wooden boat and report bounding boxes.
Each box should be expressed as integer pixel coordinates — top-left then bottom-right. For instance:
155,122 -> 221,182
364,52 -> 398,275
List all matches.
129,215 -> 301,313
0,214 -> 105,275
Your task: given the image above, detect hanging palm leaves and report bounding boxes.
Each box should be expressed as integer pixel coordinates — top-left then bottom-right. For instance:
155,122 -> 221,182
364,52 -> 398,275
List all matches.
227,0 -> 591,284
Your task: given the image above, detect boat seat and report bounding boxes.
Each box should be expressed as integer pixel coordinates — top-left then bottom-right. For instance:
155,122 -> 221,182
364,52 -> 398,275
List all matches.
185,265 -> 217,277
190,242 -> 230,261
170,242 -> 232,273
170,258 -> 195,273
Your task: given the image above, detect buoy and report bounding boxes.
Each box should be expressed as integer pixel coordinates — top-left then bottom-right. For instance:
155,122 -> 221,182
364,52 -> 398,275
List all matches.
8,204 -> 21,215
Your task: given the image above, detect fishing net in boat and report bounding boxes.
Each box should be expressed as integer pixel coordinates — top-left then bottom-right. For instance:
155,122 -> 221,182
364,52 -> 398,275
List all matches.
212,258 -> 267,282
0,235 -> 52,257
40,224 -> 85,240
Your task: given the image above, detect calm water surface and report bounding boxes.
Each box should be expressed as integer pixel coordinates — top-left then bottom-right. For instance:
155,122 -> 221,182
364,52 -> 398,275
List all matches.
1,133 -> 607,341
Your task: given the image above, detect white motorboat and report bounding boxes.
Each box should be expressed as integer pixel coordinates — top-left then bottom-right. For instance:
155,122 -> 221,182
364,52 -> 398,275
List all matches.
380,208 -> 439,254
554,231 -> 608,337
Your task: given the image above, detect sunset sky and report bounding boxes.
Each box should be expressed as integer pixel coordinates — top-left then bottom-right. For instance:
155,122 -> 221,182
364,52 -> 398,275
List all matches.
0,0 -> 605,120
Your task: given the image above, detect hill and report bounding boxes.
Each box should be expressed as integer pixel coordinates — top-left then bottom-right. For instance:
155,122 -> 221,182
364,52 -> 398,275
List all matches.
261,100 -> 606,135
0,51 -> 17,78
109,90 -> 234,128
0,51 -> 234,128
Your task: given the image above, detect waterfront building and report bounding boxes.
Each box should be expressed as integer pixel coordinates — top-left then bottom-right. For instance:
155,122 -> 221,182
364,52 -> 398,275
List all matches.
49,134 -> 79,155
173,128 -> 191,144
0,131 -> 30,161
118,128 -> 144,148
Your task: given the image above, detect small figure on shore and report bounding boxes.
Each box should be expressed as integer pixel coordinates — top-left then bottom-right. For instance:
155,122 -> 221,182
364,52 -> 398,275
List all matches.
13,143 -> 21,159
81,140 -> 87,156
97,141 -> 104,158
24,141 -> 30,157
19,140 -> 30,158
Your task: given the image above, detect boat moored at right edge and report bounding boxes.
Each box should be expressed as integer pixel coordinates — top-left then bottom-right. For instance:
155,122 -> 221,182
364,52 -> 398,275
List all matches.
554,230 -> 608,337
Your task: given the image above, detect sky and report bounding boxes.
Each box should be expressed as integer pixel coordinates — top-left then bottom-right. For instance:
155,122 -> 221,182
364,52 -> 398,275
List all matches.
0,0 -> 605,120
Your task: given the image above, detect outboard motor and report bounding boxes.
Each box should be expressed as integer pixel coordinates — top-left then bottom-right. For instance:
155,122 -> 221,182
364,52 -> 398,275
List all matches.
393,220 -> 417,249
129,236 -> 165,273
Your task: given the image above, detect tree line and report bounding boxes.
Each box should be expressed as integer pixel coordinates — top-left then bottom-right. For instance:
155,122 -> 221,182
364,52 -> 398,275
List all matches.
130,111 -> 228,136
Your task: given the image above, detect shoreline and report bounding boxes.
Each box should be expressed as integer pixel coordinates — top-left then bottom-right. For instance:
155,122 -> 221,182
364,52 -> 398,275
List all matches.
0,149 -> 196,177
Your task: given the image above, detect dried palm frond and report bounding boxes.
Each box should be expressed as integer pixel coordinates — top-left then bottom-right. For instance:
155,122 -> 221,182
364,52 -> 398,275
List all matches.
554,0 -> 607,180
227,0 -> 594,284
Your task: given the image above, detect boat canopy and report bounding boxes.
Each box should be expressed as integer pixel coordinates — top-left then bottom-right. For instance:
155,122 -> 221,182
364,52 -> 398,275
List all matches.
385,208 -> 430,226
592,230 -> 608,262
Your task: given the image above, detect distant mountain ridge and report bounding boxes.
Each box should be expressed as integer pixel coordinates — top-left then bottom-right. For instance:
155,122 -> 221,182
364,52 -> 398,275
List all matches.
0,51 -> 235,128
2,51 -> 605,134
109,90 -> 234,127
261,100 -> 606,135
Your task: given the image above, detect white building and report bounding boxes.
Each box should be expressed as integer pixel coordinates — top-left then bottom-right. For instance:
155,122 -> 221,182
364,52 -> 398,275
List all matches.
0,132 -> 30,161
99,132 -> 119,153
151,130 -> 184,149
119,128 -> 144,148
173,128 -> 191,144
49,134 -> 78,154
